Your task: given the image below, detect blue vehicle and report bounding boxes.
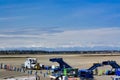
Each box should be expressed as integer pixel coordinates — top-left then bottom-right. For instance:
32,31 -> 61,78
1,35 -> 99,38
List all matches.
102,61 -> 120,75
49,58 -> 72,72
78,63 -> 102,79
78,61 -> 120,79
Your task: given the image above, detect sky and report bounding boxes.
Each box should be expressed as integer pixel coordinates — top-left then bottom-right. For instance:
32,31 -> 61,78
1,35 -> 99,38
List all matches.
0,0 -> 120,51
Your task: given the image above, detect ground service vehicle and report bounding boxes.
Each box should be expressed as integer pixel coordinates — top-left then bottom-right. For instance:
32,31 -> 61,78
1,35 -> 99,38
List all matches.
24,58 -> 40,70
49,58 -> 72,72
79,61 -> 120,80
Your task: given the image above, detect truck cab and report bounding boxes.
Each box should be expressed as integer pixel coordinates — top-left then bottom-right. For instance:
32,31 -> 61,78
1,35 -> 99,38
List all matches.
24,58 -> 37,69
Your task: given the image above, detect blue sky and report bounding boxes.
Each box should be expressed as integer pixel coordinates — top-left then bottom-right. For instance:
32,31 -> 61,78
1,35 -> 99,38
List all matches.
0,0 -> 120,50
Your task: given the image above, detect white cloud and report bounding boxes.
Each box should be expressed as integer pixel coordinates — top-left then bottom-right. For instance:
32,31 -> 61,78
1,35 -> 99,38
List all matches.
0,27 -> 120,49
0,16 -> 28,21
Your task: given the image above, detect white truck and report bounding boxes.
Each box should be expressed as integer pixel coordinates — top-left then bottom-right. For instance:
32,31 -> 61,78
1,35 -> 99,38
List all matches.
24,58 -> 39,69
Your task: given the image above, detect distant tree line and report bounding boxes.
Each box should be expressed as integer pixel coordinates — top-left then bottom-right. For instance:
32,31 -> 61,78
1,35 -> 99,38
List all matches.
0,50 -> 120,55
